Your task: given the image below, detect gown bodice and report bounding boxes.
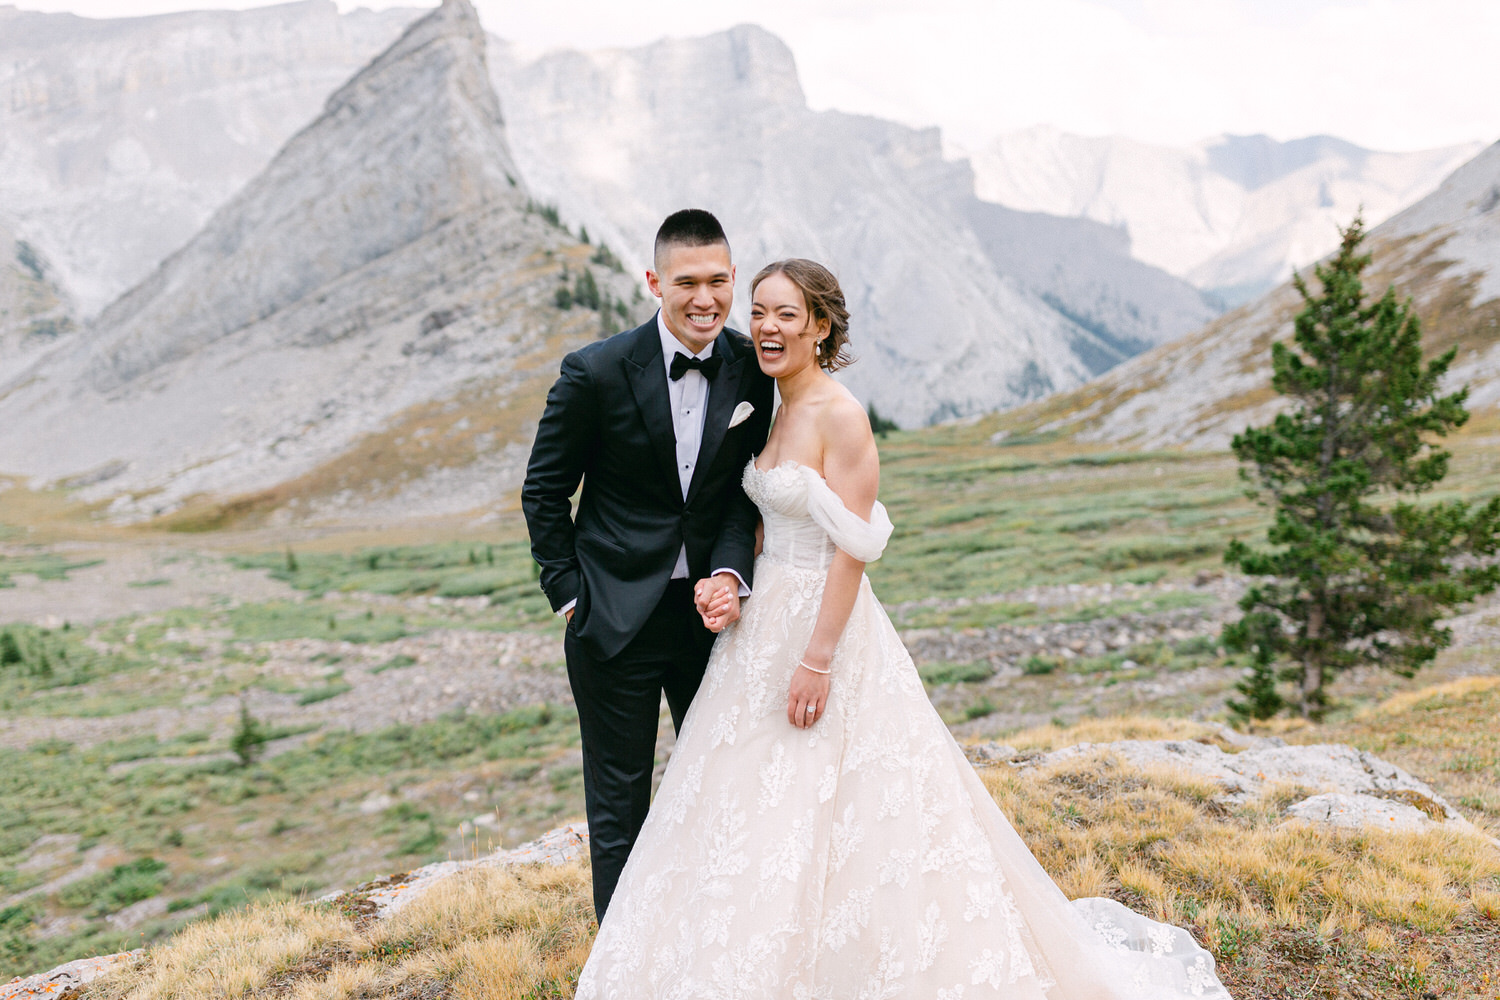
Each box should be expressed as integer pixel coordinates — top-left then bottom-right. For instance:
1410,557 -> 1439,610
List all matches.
742,459 -> 893,572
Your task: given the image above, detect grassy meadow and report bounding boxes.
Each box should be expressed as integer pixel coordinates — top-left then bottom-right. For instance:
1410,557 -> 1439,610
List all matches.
0,414 -> 1498,995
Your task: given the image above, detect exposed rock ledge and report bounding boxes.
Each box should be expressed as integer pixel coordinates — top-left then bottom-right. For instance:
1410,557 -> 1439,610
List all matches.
965,737 -> 1492,839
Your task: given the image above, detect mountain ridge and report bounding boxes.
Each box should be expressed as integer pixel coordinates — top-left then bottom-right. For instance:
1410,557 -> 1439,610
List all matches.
0,0 -> 635,522
0,0 -> 423,320
487,25 -> 1219,426
959,126 -> 1484,306
1000,140 -> 1500,451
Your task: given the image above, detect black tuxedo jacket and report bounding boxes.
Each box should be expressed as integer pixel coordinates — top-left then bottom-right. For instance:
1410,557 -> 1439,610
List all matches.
522,316 -> 775,661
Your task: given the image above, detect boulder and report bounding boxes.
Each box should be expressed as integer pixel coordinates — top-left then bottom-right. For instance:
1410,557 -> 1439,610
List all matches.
967,737 -> 1487,837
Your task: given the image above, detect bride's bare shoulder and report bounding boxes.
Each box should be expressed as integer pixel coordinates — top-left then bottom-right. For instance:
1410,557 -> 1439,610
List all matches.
815,387 -> 879,497
816,386 -> 874,447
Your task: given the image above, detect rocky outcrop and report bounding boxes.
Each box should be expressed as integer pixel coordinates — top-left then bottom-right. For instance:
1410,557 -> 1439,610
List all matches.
966,738 -> 1490,838
336,821 -> 589,919
1,952 -> 139,1000
0,0 -> 631,519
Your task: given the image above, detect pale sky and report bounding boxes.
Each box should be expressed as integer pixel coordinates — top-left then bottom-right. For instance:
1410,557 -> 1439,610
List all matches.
9,0 -> 1498,152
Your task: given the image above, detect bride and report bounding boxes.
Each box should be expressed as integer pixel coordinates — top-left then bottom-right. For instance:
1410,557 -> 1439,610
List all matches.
575,259 -> 1232,999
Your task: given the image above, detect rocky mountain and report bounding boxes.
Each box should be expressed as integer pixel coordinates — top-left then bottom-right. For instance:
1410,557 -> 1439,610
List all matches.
0,0 -> 423,320
0,3 -> 1220,439
959,127 -> 1484,306
488,28 -> 1219,426
0,216 -> 74,375
1009,140 -> 1500,450
0,0 -> 634,521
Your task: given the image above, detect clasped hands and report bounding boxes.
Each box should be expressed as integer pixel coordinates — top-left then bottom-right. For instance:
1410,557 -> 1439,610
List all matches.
692,575 -> 828,729
693,572 -> 742,632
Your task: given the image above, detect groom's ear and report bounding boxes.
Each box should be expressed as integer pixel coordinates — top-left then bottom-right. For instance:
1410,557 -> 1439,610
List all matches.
645,269 -> 662,299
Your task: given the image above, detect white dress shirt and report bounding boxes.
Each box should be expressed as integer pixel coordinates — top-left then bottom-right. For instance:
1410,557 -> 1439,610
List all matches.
658,314 -> 749,596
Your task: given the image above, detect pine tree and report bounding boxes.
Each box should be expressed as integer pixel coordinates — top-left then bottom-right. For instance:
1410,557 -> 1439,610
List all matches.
0,630 -> 21,667
573,268 -> 601,311
1224,617 -> 1284,722
867,403 -> 898,439
231,699 -> 267,767
1223,217 -> 1500,718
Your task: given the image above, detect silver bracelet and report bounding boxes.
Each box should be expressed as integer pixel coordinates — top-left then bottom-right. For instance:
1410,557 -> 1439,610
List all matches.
798,660 -> 831,675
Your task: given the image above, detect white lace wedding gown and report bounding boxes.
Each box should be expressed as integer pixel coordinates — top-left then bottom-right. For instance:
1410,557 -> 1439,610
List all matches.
576,461 -> 1231,999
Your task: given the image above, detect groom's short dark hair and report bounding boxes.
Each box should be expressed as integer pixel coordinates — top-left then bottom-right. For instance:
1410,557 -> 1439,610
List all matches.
654,209 -> 729,270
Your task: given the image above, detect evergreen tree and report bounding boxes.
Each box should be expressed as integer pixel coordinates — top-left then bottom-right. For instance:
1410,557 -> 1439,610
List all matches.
0,630 -> 21,667
574,268 -> 601,311
867,403 -> 899,439
1223,217 -> 1500,718
231,699 -> 268,767
1224,618 -> 1284,722
591,242 -> 624,273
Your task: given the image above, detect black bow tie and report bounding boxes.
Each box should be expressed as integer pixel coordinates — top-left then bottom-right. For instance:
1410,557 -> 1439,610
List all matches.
669,352 -> 722,381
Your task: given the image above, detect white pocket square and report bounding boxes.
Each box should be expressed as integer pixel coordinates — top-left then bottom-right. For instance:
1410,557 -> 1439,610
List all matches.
728,401 -> 755,429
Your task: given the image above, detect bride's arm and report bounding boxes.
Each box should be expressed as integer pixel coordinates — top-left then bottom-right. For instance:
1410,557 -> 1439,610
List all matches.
787,395 -> 880,729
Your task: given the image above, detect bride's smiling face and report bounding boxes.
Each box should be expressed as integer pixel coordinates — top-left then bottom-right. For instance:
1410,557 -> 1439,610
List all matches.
750,273 -> 828,379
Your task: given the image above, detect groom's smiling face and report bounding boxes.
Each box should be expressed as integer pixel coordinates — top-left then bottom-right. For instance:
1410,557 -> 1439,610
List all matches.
647,242 -> 735,355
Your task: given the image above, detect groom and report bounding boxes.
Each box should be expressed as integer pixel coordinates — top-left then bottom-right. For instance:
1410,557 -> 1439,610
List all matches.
522,209 -> 774,919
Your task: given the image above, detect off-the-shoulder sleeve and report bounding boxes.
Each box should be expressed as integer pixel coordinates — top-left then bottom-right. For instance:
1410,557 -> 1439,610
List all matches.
799,466 -> 894,562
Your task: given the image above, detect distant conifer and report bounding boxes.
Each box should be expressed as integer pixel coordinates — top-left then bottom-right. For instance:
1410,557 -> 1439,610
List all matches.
232,699 -> 268,767
573,268 -> 601,311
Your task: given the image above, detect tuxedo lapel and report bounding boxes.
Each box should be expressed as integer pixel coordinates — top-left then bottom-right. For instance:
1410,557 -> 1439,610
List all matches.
622,324 -> 679,501
685,335 -> 747,505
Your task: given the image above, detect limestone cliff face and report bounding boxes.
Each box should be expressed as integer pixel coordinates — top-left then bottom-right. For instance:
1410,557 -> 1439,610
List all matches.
0,1 -> 423,319
0,0 -> 629,519
488,27 -> 1217,427
83,0 -> 523,393
1018,141 -> 1500,449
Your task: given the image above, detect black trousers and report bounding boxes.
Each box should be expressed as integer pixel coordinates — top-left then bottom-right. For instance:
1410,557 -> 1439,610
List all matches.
564,578 -> 712,921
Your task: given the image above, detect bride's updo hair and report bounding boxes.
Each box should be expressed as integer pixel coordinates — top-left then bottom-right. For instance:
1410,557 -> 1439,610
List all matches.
750,258 -> 853,372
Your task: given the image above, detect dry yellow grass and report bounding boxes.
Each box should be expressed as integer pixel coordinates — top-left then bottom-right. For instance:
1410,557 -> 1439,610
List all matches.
980,750 -> 1500,942
83,902 -> 358,1000
1003,714 -> 1225,751
83,864 -> 595,1000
